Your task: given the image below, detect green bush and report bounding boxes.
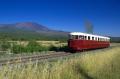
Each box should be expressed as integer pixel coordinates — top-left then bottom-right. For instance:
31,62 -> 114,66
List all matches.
10,41 -> 68,54
12,41 -> 49,54
25,41 -> 49,52
12,44 -> 26,54
0,41 -> 11,51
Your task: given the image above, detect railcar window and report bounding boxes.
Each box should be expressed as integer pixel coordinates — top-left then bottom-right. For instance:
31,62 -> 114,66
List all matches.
82,36 -> 84,39
72,35 -> 74,39
75,35 -> 78,39
84,36 -> 87,40
79,35 -> 84,40
95,37 -> 97,41
92,37 -> 94,40
98,38 -> 99,41
88,36 -> 90,40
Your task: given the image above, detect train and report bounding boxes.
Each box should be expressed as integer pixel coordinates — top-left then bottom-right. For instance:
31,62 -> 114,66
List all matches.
68,32 -> 110,51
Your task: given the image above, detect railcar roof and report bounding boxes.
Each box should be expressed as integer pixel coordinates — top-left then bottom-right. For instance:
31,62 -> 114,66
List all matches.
70,32 -> 110,39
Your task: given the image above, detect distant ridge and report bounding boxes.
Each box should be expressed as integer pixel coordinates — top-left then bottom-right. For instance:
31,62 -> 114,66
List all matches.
0,22 -> 68,41
0,22 -> 51,31
15,22 -> 51,31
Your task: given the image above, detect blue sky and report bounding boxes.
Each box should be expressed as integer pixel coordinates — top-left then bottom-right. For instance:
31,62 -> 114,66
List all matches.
0,0 -> 120,36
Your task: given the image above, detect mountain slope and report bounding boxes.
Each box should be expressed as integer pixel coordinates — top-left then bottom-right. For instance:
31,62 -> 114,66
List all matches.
0,22 -> 68,41
15,22 -> 50,31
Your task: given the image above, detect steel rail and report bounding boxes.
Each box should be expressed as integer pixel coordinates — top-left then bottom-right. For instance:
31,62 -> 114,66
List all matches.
0,52 -> 71,65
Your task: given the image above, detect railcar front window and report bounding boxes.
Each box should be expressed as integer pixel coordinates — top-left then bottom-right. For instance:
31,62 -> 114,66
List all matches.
69,35 -> 74,39
71,35 -> 74,39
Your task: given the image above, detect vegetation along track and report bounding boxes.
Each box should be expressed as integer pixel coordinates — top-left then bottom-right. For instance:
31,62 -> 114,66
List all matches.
0,44 -> 119,66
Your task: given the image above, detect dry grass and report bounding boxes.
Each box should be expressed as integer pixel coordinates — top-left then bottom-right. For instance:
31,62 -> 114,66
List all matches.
36,41 -> 67,47
0,45 -> 120,79
8,41 -> 67,47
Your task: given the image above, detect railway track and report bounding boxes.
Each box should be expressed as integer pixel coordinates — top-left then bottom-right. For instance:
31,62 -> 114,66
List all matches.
0,44 -> 119,66
0,52 -> 71,66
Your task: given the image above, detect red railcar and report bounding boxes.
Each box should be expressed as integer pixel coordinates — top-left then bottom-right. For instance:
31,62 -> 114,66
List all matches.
68,32 -> 110,51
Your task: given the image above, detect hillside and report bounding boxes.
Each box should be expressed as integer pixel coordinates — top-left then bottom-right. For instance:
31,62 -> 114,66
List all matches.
0,22 -> 50,31
0,22 -> 68,41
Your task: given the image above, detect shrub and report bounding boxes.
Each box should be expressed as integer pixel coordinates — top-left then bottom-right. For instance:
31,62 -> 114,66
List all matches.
12,41 -> 49,54
0,41 -> 11,51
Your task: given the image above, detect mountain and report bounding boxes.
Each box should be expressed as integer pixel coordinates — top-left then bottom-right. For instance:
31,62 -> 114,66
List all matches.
0,22 -> 69,41
0,22 -> 50,31
15,22 -> 50,31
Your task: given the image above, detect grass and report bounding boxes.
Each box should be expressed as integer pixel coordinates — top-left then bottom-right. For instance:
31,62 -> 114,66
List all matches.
0,40 -> 67,54
0,40 -> 68,60
76,46 -> 120,79
0,44 -> 120,79
8,41 -> 67,47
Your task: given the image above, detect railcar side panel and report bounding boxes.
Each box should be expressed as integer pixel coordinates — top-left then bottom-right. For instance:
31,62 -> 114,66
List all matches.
68,39 -> 110,51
